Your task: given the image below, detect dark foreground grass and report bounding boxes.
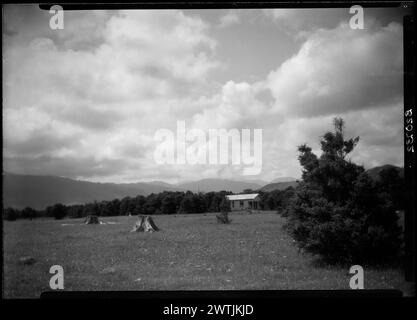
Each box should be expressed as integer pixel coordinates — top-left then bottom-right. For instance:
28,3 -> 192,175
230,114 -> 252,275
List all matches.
3,212 -> 413,298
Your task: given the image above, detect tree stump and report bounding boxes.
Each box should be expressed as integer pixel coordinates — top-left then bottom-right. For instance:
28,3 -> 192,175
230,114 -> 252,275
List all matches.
217,198 -> 231,224
216,211 -> 231,224
131,215 -> 159,232
85,215 -> 100,224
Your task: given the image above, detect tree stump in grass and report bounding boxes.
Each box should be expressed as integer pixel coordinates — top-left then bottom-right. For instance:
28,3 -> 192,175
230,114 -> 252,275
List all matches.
216,198 -> 232,224
84,215 -> 100,224
216,211 -> 231,224
131,215 -> 159,232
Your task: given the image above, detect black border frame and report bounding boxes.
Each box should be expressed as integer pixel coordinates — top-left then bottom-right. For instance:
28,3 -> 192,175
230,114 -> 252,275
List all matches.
1,0 -> 416,305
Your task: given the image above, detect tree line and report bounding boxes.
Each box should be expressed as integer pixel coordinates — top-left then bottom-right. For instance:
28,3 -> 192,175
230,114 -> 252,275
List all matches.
3,188 -> 297,221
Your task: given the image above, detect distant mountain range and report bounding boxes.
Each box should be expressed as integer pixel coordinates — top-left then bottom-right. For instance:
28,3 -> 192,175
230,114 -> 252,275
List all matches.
270,177 -> 297,183
2,173 -> 181,210
2,174 -> 269,209
365,164 -> 404,181
259,180 -> 299,192
178,179 -> 262,193
2,164 -> 403,209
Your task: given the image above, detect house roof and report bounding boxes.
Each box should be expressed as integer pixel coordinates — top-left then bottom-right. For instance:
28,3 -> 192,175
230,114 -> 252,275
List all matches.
226,193 -> 259,201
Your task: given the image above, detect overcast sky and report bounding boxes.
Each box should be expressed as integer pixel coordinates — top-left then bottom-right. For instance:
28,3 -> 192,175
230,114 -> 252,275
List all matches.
3,5 -> 410,183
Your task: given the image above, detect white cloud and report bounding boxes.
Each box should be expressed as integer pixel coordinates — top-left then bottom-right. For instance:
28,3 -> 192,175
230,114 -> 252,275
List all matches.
263,8 -> 348,38
185,20 -> 404,181
191,80 -> 270,131
3,8 -> 405,183
3,9 -> 221,181
218,11 -> 240,28
265,21 -> 403,118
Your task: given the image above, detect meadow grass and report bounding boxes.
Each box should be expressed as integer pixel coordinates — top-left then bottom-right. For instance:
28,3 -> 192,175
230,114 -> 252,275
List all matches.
3,211 -> 413,298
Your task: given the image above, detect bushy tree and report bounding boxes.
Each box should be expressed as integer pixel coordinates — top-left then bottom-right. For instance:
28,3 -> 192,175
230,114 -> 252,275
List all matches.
285,118 -> 402,265
142,194 -> 162,215
259,188 -> 296,213
82,202 -> 99,217
193,193 -> 208,213
376,166 -> 405,211
99,202 -> 113,216
67,205 -> 84,218
119,197 -> 130,215
51,203 -> 67,220
21,207 -> 37,219
3,207 -> 19,221
206,192 -> 220,212
177,192 -> 207,214
161,194 -> 177,214
178,192 -> 195,213
107,199 -> 121,216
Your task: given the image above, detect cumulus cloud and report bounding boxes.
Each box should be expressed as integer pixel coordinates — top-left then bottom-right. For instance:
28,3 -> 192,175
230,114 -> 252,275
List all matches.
4,155 -> 131,179
185,19 -> 404,180
218,11 -> 240,28
3,9 -> 220,180
3,6 -> 114,51
3,7 -> 405,183
263,8 -> 348,37
265,20 -> 403,118
192,80 -> 269,130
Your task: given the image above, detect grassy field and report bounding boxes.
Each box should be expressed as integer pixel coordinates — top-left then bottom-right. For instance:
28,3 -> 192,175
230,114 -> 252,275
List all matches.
3,211 -> 413,298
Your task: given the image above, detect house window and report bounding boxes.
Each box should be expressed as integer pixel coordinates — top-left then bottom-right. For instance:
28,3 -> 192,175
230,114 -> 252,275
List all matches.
231,201 -> 234,208
240,201 -> 244,207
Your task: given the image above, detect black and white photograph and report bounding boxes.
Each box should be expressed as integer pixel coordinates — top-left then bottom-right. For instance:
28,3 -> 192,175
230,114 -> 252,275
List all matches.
2,3 -> 415,299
